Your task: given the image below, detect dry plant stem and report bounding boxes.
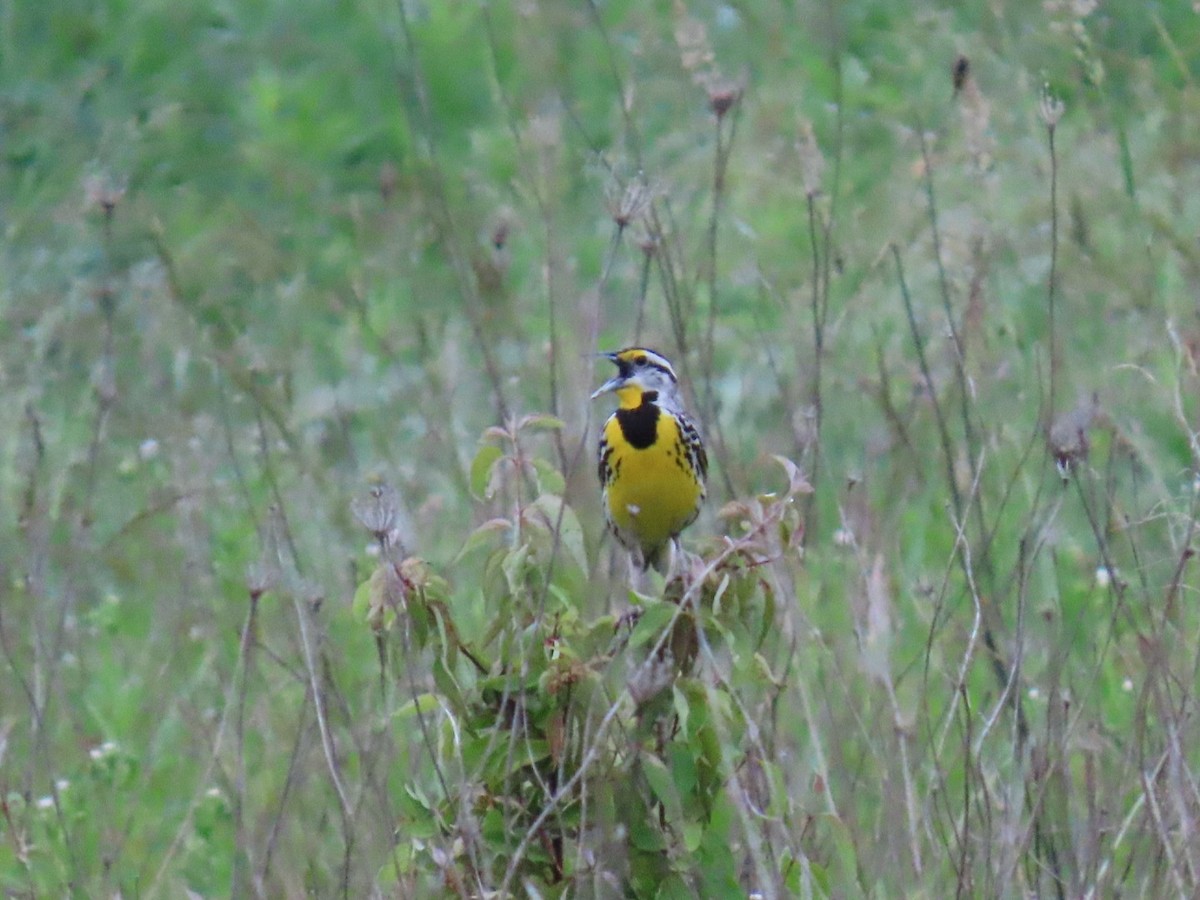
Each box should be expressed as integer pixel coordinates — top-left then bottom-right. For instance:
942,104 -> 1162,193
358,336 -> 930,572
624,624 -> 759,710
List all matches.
1165,483 -> 1199,631
479,7 -> 571,470
290,593 -> 352,819
835,505 -> 922,874
954,684 -> 973,899
260,685 -> 312,887
645,194 -> 736,500
647,201 -> 690,363
144,643 -> 233,896
802,191 -> 825,542
889,667 -> 923,876
934,455 -> 987,759
232,595 -> 263,899
395,597 -> 486,896
153,228 -> 307,479
892,245 -> 1025,733
634,249 -> 653,343
701,104 -> 740,420
1165,718 -> 1200,882
391,0 -> 510,421
1070,473 -> 1136,632
918,130 -> 996,603
918,128 -> 980,472
891,245 -> 964,521
693,109 -> 743,501
1046,119 -> 1060,424
216,373 -> 261,532
7,408 -> 43,736
1084,750 -> 1168,898
585,0 -> 645,171
255,416 -> 302,571
25,308 -> 118,890
1141,765 -> 1190,896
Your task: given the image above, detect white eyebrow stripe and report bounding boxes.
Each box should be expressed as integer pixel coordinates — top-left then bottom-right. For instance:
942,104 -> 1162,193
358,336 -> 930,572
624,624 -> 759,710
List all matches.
625,349 -> 677,381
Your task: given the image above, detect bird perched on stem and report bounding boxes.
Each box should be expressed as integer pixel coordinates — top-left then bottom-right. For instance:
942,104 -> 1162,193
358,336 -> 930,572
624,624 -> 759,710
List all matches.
592,348 -> 707,577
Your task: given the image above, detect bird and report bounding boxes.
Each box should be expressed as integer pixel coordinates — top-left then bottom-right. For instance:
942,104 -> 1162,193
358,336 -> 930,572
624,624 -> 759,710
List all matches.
592,348 -> 707,577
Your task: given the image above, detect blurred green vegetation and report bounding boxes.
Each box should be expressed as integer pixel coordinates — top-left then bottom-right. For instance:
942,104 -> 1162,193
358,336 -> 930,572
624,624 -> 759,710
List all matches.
4,0 -> 1200,895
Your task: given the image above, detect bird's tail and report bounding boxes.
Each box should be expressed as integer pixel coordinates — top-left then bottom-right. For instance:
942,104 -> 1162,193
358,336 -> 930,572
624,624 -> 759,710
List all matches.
642,540 -> 676,577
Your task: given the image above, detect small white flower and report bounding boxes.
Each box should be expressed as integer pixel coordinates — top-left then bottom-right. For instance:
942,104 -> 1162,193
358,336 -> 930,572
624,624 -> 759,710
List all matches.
90,741 -> 118,761
1095,566 -> 1113,588
55,779 -> 69,793
138,438 -> 160,461
1122,678 -> 1134,692
36,795 -> 54,811
1028,687 -> 1040,700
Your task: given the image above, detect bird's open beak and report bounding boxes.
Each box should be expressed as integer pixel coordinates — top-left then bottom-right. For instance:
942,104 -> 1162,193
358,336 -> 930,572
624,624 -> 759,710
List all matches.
590,375 -> 625,400
590,352 -> 623,399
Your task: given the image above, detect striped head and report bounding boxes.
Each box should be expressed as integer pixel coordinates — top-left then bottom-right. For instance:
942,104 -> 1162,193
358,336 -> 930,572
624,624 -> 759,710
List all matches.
591,348 -> 682,411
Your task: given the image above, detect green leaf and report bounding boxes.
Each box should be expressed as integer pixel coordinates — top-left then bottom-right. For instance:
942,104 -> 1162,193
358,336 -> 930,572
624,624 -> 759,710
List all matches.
823,813 -> 864,897
531,457 -> 565,495
641,754 -> 683,826
431,658 -> 465,715
470,444 -> 505,499
655,874 -> 694,900
516,413 -> 565,433
628,813 -> 666,852
629,600 -> 678,650
668,742 -> 698,802
394,693 -> 441,723
456,517 -> 513,561
501,542 -> 531,595
351,576 -> 373,621
529,493 -> 587,574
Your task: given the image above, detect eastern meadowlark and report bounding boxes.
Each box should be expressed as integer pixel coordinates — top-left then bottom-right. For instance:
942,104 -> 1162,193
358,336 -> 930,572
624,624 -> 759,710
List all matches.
592,348 -> 707,575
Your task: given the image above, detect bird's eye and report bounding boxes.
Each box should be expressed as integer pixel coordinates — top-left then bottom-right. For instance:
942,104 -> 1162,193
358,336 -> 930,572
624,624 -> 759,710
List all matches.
634,355 -> 648,367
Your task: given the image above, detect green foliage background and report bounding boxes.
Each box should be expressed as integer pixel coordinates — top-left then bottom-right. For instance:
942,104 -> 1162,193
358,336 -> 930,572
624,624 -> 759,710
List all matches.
4,0 -> 1200,895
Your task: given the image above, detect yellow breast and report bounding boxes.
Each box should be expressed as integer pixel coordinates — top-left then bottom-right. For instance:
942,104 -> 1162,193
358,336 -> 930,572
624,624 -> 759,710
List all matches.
601,411 -> 703,555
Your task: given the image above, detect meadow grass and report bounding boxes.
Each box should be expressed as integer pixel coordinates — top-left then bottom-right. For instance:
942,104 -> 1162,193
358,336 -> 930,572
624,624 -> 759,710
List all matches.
3,0 -> 1200,895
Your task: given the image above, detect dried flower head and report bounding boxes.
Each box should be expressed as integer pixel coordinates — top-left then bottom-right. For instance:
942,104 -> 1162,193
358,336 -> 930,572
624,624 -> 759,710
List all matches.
797,120 -> 825,198
630,218 -> 662,257
1039,83 -> 1065,130
605,176 -> 655,231
245,560 -> 276,601
706,79 -> 744,119
352,482 -> 400,542
1049,395 -> 1097,480
83,171 -> 127,219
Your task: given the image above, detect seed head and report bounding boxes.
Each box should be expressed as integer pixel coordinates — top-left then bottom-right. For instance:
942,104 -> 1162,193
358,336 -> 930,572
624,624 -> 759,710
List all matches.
797,120 -> 825,199
83,171 -> 127,219
352,482 -> 400,543
1039,83 -> 1065,131
605,176 -> 655,231
706,79 -> 743,120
